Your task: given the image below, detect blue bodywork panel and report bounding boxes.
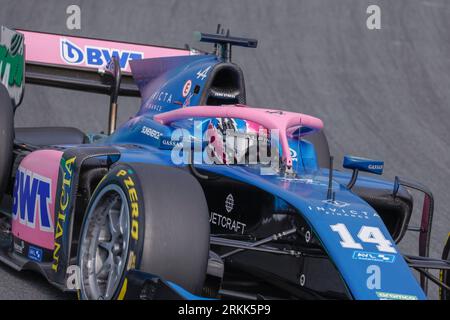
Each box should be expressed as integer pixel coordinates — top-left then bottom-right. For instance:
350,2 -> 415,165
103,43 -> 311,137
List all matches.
89,54 -> 426,300
343,155 -> 384,175
197,166 -> 425,300
131,55 -> 218,115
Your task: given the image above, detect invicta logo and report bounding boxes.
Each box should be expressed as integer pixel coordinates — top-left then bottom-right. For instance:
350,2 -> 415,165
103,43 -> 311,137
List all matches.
52,156 -> 76,272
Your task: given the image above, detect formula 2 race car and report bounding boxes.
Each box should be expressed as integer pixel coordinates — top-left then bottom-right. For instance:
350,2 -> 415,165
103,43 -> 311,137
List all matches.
0,26 -> 449,300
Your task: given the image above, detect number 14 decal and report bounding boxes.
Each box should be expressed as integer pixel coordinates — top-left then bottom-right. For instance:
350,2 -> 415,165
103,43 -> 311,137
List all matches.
330,223 -> 397,253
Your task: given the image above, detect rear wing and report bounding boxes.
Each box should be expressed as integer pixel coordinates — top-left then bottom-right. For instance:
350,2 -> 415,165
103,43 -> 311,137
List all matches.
5,27 -> 191,107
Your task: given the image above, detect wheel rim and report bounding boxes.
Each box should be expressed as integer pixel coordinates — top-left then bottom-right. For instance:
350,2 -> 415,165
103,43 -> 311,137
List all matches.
79,184 -> 130,300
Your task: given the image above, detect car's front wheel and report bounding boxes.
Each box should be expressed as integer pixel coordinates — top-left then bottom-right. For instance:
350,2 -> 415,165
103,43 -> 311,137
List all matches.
77,163 -> 210,300
78,182 -> 131,300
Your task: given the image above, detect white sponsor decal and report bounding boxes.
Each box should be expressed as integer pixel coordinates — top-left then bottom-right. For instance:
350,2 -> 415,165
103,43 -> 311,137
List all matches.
60,38 -> 143,70
182,80 -> 192,98
376,292 -> 418,300
366,265 -> 381,290
196,66 -> 211,80
225,194 -> 234,213
330,223 -> 397,253
149,91 -> 173,103
141,126 -> 162,140
321,199 -> 350,208
12,166 -> 53,232
209,211 -> 246,234
308,205 -> 376,220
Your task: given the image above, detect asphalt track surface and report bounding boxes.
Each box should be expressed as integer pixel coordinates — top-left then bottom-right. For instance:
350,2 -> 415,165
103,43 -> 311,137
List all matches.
0,0 -> 449,300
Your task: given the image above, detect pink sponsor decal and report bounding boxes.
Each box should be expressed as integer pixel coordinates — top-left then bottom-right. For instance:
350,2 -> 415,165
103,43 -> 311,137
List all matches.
12,150 -> 63,250
18,30 -> 190,73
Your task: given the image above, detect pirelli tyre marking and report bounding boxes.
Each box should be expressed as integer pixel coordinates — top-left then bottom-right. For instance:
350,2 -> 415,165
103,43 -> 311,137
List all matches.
77,166 -> 144,300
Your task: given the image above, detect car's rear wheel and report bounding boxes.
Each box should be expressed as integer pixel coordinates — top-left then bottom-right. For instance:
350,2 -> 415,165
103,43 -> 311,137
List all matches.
77,163 -> 210,300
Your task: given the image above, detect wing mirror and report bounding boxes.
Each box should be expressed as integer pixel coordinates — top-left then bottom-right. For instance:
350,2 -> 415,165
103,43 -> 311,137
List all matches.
343,155 -> 384,189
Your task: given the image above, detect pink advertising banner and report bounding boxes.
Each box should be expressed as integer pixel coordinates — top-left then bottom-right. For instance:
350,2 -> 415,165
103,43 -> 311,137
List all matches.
18,29 -> 190,73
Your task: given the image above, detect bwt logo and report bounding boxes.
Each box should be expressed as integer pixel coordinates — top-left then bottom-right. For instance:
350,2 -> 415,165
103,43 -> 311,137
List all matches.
60,38 -> 143,70
12,167 -> 53,232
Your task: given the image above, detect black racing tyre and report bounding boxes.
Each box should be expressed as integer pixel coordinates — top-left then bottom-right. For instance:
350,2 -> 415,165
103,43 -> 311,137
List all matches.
77,163 -> 210,300
304,130 -> 331,169
439,233 -> 450,300
0,85 -> 14,202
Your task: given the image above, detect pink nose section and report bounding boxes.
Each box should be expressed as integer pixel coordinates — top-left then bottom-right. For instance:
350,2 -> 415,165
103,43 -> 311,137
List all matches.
154,104 -> 323,168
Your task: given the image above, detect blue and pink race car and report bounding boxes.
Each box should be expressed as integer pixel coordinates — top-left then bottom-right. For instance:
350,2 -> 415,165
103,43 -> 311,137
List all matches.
0,26 -> 449,300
